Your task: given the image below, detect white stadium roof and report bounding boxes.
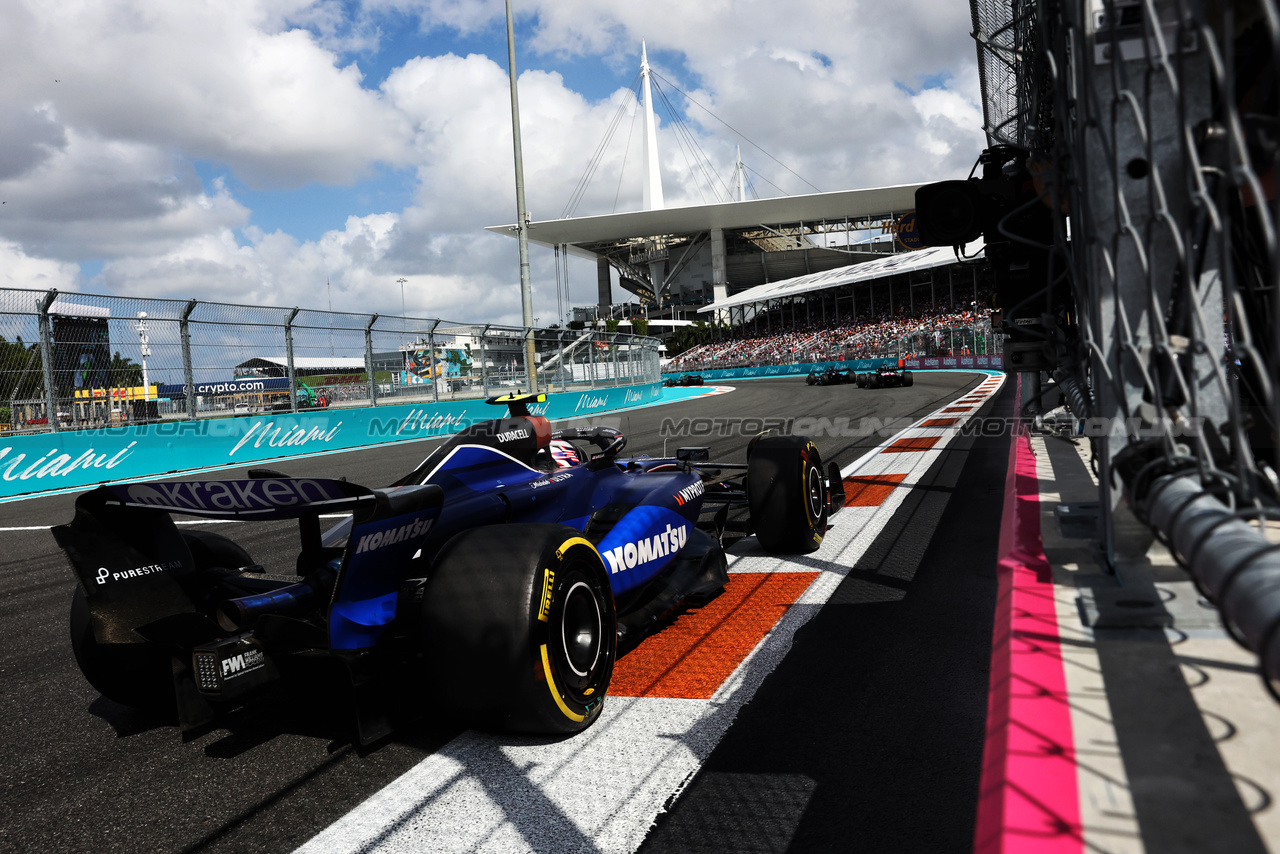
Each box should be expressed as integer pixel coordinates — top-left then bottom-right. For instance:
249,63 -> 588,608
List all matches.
698,240 -> 985,312
487,184 -> 924,254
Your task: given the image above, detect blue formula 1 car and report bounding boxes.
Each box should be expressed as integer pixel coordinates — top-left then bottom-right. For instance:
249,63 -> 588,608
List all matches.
54,394 -> 844,744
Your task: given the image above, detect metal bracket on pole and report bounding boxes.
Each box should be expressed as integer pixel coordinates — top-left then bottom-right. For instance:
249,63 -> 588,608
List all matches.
365,314 -> 379,406
180,300 -> 198,419
480,324 -> 491,398
37,289 -> 59,432
285,307 -> 301,413
428,319 -> 440,403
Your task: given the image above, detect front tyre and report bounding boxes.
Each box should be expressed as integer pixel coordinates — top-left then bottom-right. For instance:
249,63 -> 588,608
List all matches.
421,524 -> 616,734
746,435 -> 829,554
902,370 -> 913,387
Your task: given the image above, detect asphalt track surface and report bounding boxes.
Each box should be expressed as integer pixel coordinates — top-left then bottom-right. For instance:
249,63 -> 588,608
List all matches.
0,373 -> 1005,853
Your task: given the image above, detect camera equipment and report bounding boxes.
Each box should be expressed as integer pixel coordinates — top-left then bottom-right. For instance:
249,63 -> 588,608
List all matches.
915,145 -> 1064,374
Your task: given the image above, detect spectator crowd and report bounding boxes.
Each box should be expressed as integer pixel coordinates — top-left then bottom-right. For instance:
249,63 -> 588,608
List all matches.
665,301 -> 995,372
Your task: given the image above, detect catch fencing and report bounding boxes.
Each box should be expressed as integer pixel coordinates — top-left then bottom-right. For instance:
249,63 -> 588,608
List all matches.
0,288 -> 661,435
973,0 -> 1279,689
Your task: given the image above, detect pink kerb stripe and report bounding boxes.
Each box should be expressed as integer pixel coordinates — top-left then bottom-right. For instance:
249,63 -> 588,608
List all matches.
973,376 -> 1082,854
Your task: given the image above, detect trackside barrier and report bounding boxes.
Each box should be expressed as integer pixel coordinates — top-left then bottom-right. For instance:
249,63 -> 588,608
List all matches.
0,382 -> 665,500
902,356 -> 1001,370
668,359 -> 894,382
664,355 -> 1001,383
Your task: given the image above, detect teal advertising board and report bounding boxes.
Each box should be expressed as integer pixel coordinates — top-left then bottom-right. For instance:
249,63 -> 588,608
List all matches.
0,382 -> 667,500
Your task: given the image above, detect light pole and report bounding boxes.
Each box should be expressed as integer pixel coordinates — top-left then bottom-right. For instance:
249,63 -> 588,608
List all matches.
137,311 -> 150,402
505,0 -> 538,393
397,277 -> 408,345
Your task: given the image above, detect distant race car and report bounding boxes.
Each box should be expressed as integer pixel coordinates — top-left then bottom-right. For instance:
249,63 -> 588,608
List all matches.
855,362 -> 914,388
55,393 -> 843,744
663,374 -> 705,387
806,368 -> 853,386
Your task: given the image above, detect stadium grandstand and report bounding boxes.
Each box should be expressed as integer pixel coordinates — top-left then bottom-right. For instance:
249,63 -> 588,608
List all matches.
488,44 -> 994,349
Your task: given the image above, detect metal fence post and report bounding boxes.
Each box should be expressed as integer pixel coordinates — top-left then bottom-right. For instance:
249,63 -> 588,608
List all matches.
588,331 -> 596,389
37,289 -> 58,432
428,320 -> 440,403
479,325 -> 490,398
180,299 -> 197,419
285,307 -> 300,413
365,314 -> 379,406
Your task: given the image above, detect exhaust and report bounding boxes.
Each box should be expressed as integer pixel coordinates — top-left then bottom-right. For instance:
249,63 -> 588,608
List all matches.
216,581 -> 317,633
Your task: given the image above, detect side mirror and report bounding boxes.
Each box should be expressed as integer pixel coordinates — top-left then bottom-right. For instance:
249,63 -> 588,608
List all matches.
676,447 -> 710,463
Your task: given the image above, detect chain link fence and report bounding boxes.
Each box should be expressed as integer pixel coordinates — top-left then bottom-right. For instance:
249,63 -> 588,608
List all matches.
0,288 -> 661,435
971,0 -> 1279,688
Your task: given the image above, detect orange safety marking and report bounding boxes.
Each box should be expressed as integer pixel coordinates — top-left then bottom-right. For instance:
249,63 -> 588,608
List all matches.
883,436 -> 941,453
842,473 -> 909,506
941,406 -> 974,413
610,572 -> 819,699
921,417 -> 961,427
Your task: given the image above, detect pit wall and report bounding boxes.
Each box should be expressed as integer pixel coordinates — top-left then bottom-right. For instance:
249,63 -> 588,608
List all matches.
0,382 -> 666,501
666,355 -> 1001,382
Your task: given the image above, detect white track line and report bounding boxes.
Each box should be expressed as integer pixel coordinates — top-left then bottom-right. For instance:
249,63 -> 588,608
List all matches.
295,372 -> 1005,854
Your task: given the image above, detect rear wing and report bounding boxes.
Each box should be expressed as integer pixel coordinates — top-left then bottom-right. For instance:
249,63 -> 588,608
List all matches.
96,476 -> 376,519
53,475 -> 444,648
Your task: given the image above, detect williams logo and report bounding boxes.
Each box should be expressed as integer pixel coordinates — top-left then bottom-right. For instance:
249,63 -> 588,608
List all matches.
601,523 -> 689,574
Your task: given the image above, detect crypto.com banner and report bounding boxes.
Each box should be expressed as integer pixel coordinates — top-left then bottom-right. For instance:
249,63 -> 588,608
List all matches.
0,382 -> 666,500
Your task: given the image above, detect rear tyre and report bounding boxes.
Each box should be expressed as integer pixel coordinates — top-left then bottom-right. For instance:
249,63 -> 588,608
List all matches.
182,530 -> 254,572
421,524 -> 616,734
70,587 -> 173,710
747,435 -> 828,554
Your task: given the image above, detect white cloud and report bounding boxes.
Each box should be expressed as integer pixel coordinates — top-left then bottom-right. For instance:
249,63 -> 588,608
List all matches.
0,0 -> 987,324
0,242 -> 81,293
3,0 -> 410,189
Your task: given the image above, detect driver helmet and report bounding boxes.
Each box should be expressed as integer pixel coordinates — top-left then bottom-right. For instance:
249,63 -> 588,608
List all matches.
549,439 -> 584,468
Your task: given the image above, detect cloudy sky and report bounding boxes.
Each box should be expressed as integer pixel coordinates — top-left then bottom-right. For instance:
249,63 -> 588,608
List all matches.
0,0 -> 985,327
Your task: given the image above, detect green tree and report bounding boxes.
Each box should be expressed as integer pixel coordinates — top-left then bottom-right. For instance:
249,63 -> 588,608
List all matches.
667,321 -> 712,357
632,317 -> 649,337
109,351 -> 143,387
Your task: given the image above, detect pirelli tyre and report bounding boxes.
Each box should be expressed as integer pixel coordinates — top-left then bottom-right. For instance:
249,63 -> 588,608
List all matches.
182,529 -> 254,575
70,586 -> 173,710
806,373 -> 818,386
902,370 -> 914,387
421,524 -> 616,734
746,435 -> 829,554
